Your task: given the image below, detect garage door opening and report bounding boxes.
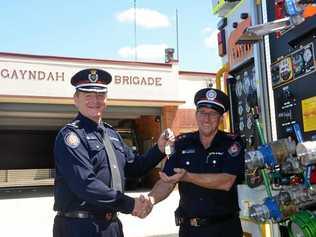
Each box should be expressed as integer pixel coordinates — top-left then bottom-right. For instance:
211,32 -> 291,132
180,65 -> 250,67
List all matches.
0,104 -> 162,190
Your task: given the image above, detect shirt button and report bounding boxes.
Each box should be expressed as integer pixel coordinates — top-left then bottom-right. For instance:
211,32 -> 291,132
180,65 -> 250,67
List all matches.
186,161 -> 190,165
213,160 -> 217,164
96,145 -> 99,148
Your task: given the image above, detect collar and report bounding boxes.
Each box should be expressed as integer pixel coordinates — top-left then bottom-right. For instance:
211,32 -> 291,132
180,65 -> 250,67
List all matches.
76,113 -> 100,131
197,130 -> 222,149
192,131 -> 200,142
209,132 -> 222,148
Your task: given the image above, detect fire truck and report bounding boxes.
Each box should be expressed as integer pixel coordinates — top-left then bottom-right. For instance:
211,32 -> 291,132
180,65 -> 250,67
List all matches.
211,0 -> 316,236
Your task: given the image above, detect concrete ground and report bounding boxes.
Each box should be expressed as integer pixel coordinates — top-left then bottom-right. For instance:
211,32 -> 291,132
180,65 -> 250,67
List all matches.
0,187 -> 179,237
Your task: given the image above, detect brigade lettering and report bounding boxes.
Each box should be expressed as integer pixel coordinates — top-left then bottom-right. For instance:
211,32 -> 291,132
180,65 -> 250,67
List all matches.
0,68 -> 65,82
114,75 -> 162,86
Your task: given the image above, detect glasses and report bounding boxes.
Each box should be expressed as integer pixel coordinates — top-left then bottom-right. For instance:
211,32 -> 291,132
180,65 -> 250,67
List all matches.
197,110 -> 220,119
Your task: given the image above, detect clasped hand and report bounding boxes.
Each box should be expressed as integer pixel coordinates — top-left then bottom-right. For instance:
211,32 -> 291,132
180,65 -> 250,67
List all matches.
132,194 -> 154,218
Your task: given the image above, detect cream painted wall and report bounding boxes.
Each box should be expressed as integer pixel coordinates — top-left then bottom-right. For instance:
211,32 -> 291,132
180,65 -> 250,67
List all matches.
178,76 -> 215,109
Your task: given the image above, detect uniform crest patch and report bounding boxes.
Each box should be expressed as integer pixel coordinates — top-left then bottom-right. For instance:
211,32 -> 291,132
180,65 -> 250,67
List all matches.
65,132 -> 80,148
228,142 -> 241,157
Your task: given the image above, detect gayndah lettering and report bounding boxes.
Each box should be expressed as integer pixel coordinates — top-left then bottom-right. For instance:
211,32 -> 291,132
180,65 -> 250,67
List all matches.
0,68 -> 65,81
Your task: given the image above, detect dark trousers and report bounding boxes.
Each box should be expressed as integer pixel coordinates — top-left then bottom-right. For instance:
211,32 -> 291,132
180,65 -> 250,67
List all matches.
179,216 -> 243,237
53,215 -> 124,237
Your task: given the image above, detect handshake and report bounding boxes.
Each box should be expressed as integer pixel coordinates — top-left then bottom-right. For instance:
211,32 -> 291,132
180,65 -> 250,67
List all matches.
132,194 -> 155,219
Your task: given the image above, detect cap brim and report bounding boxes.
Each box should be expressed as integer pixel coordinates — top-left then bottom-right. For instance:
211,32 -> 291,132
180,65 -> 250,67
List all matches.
197,103 -> 225,114
77,87 -> 108,93
76,82 -> 108,93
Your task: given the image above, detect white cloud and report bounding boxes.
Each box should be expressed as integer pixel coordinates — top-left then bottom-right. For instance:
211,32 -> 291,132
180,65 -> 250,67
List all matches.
202,27 -> 213,33
116,8 -> 170,28
204,29 -> 219,49
118,43 -> 168,61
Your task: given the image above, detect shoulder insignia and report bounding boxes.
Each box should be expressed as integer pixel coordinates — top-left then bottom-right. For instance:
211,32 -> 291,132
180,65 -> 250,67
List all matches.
228,142 -> 241,157
177,131 -> 196,140
66,120 -> 80,129
64,132 -> 80,148
103,122 -> 113,128
176,134 -> 187,140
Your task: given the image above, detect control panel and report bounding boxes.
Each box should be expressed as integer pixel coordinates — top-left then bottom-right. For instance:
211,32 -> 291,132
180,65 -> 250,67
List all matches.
272,40 -> 316,141
228,63 -> 260,148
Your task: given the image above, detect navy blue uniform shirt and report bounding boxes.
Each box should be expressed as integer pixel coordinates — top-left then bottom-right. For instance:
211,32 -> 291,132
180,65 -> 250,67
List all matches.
163,130 -> 245,218
53,113 -> 165,215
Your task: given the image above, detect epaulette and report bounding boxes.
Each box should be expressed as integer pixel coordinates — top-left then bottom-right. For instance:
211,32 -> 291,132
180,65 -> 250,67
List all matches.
66,120 -> 80,129
174,132 -> 196,149
226,132 -> 238,140
176,132 -> 195,141
103,122 -> 113,129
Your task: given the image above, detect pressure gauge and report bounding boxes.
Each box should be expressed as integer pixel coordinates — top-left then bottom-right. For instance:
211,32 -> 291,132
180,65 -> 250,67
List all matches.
303,44 -> 315,72
246,102 -> 251,113
271,63 -> 280,86
279,57 -> 293,81
247,115 -> 253,129
239,121 -> 244,131
238,104 -> 243,116
292,53 -> 304,76
235,80 -> 243,97
303,47 -> 313,63
243,71 -> 250,95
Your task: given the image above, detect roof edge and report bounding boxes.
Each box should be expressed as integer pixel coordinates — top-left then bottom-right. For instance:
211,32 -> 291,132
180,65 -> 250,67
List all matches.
0,51 -> 172,68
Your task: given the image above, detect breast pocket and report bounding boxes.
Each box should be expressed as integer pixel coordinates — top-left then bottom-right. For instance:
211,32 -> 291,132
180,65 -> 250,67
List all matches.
109,140 -> 127,170
179,153 -> 200,173
204,153 -> 223,173
87,139 -> 104,158
111,140 -> 125,153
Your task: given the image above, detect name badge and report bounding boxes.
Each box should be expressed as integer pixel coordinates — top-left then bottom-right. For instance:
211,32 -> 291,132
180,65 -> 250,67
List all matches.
208,152 -> 224,156
182,149 -> 195,154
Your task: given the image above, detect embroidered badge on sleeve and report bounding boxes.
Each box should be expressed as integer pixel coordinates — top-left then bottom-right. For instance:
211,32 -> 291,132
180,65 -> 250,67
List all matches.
64,132 -> 80,148
228,142 -> 241,157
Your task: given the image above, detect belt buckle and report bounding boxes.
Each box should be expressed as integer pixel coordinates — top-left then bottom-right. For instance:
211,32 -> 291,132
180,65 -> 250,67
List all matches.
77,212 -> 89,218
190,218 -> 200,227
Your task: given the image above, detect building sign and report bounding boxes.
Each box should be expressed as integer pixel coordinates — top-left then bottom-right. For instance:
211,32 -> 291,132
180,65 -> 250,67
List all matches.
0,57 -> 179,101
113,74 -> 162,86
0,68 -> 65,82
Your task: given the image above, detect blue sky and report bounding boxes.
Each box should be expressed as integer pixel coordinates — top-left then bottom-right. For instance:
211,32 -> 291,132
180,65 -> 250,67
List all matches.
0,1 -> 221,72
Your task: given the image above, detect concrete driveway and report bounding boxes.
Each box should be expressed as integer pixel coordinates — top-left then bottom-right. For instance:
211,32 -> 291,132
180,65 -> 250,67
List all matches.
0,187 -> 179,237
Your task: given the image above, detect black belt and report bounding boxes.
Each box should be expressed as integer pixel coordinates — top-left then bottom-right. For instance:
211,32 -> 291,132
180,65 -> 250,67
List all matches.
175,213 -> 237,227
57,211 -> 117,221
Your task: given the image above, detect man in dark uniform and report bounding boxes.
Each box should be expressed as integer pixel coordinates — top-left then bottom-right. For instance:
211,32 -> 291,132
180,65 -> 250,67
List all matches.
147,88 -> 245,237
53,68 -> 172,237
